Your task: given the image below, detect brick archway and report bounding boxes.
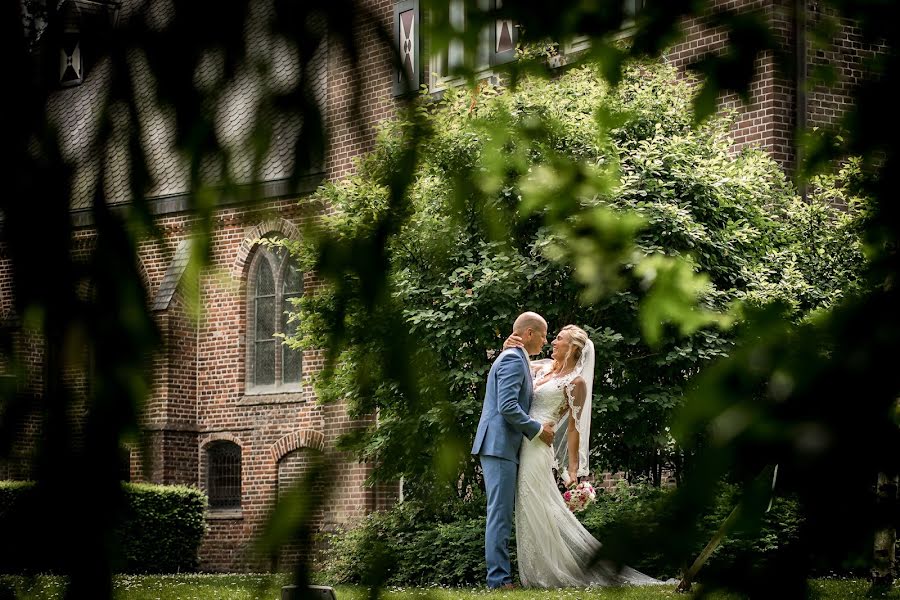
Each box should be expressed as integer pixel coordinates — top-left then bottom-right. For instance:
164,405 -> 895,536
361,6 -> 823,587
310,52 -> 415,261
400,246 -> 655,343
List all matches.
200,432 -> 247,449
231,218 -> 301,281
272,428 -> 327,568
269,429 -> 325,463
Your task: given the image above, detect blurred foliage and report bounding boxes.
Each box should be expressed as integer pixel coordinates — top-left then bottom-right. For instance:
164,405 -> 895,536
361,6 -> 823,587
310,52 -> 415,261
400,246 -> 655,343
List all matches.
2,0 -> 899,597
4,0 -> 383,596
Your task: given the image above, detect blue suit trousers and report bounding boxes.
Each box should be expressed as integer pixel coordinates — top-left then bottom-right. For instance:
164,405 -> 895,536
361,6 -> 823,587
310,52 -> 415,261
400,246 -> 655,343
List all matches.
480,454 -> 518,588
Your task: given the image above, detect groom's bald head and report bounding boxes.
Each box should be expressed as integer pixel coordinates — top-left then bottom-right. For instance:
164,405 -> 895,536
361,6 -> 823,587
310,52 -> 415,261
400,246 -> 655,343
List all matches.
513,312 -> 548,355
513,312 -> 546,335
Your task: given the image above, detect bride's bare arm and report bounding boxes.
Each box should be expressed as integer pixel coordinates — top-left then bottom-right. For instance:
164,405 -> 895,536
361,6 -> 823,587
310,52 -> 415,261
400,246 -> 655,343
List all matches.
565,377 -> 587,485
500,335 -> 555,380
502,333 -> 524,351
500,334 -> 542,375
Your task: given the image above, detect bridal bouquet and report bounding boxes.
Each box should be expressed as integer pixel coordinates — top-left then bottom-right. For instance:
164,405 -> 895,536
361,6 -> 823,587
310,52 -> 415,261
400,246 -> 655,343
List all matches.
562,481 -> 596,513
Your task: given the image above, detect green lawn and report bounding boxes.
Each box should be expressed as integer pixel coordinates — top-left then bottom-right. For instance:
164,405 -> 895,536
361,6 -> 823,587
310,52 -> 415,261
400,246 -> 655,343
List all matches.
0,575 -> 897,600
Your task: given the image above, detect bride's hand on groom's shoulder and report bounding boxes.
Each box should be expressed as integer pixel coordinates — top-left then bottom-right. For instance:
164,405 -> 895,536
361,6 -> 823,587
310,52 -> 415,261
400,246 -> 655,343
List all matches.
502,334 -> 524,351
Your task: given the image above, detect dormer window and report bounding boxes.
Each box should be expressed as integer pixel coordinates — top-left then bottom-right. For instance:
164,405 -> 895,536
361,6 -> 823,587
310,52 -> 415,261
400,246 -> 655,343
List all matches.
428,0 -> 518,93
59,1 -> 83,87
55,0 -> 121,88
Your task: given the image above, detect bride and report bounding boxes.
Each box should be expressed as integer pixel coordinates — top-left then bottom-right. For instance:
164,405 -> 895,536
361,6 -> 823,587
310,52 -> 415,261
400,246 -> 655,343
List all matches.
505,325 -> 660,587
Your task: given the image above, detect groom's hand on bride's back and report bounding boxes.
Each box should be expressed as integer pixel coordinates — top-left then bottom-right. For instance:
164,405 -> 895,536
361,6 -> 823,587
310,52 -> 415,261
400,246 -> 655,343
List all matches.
539,422 -> 554,446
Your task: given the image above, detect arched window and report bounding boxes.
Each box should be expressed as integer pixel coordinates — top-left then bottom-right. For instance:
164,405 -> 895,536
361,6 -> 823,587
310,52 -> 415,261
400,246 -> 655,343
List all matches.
247,242 -> 304,392
207,441 -> 242,509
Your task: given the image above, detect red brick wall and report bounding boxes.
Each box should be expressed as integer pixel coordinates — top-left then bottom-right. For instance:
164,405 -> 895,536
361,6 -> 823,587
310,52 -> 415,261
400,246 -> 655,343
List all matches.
166,200 -> 383,571
128,0 -> 403,565
326,0 -> 397,181
664,0 -> 886,173
664,0 -> 797,170
805,3 -> 888,130
0,323 -> 47,480
130,193 -> 398,571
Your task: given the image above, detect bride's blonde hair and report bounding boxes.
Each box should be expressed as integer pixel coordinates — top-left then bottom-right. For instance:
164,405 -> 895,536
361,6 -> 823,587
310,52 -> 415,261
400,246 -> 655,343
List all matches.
554,325 -> 589,370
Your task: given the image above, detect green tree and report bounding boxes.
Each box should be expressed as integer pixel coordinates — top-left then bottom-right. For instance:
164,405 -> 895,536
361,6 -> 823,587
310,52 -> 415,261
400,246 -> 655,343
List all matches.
289,60 -> 868,498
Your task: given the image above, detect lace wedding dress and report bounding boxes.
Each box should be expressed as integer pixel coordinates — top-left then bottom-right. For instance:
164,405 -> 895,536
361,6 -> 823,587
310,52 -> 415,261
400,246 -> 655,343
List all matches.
515,369 -> 661,588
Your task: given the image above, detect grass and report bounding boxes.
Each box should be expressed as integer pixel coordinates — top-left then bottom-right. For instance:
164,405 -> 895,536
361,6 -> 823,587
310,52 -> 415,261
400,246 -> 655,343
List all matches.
0,575 -> 897,600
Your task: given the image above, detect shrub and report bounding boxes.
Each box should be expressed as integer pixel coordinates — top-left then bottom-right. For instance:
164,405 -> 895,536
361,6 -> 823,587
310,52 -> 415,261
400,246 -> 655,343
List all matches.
319,482 -> 806,586
0,481 -> 207,574
117,483 -> 208,573
580,481 -> 804,580
320,497 -> 504,587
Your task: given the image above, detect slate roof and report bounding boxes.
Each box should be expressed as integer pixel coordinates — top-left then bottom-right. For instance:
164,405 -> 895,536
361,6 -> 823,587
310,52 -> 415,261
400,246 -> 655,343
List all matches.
47,0 -> 328,212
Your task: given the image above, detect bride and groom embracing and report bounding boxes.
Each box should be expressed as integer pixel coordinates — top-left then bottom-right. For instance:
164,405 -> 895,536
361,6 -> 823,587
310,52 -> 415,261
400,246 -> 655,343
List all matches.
471,311 -> 660,589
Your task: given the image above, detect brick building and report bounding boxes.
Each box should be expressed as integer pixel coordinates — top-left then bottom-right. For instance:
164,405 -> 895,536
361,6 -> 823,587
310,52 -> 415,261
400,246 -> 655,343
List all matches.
0,0 -> 882,572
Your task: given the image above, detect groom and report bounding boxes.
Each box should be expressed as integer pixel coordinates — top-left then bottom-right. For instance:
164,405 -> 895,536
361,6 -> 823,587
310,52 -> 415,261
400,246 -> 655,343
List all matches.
472,311 -> 555,589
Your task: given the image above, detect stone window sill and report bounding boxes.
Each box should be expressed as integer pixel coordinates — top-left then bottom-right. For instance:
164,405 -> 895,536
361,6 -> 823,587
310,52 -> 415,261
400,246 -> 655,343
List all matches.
429,71 -> 498,98
206,508 -> 243,520
239,385 -> 309,405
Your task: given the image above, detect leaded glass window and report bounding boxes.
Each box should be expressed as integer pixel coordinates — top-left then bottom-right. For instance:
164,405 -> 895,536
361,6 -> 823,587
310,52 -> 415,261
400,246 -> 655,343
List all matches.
247,242 -> 304,391
255,260 -> 277,386
282,261 -> 304,384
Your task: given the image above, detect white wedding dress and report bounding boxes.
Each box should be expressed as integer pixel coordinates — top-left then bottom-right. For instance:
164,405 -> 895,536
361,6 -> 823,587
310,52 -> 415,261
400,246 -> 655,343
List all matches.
515,369 -> 661,587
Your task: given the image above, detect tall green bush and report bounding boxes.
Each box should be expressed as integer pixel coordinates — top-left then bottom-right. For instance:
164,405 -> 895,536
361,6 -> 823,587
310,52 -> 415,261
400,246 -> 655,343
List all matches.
0,481 -> 207,574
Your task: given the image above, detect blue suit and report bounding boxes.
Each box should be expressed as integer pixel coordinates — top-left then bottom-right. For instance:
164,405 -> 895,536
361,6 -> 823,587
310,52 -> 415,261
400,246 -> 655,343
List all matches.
472,347 -> 542,588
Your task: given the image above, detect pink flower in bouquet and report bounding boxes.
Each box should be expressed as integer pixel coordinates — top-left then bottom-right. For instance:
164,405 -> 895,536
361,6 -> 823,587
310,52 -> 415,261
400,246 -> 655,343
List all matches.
575,481 -> 596,501
562,481 -> 596,513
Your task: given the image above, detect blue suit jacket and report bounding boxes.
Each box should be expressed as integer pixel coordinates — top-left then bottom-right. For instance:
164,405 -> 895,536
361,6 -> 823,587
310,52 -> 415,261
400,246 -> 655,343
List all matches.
471,348 -> 542,463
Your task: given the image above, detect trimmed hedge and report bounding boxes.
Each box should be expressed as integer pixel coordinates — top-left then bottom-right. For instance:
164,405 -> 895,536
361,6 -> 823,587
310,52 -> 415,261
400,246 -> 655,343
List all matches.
118,483 -> 208,573
0,481 -> 207,574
